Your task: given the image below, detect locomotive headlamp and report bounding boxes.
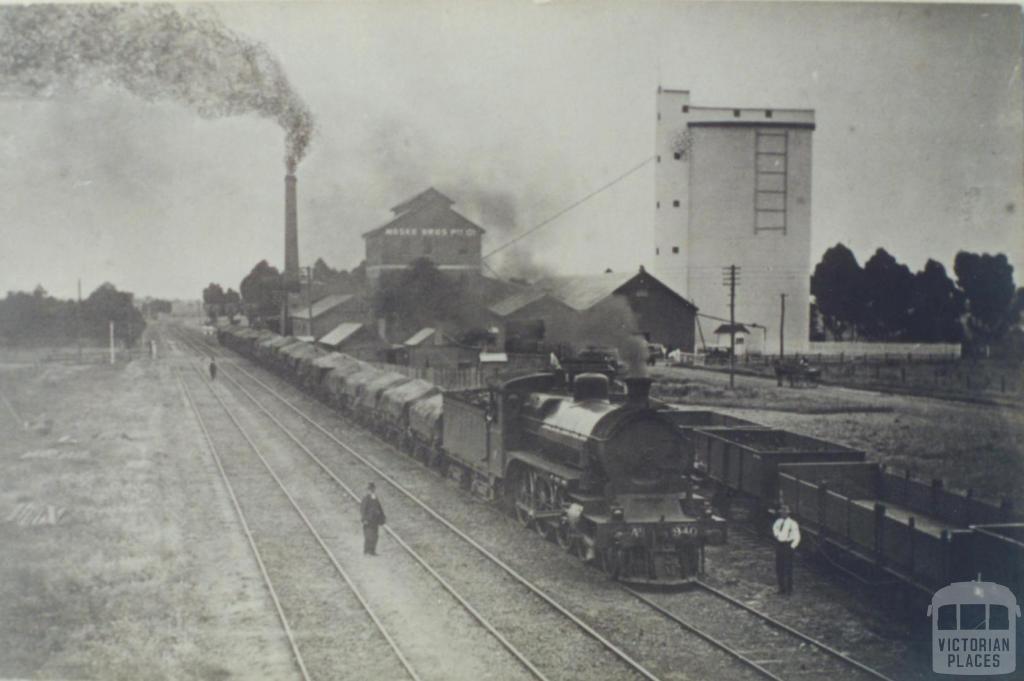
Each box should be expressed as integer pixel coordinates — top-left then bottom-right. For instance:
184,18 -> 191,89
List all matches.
611,507 -> 624,521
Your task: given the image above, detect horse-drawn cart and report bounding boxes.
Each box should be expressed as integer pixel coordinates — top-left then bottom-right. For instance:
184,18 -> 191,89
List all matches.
775,359 -> 821,387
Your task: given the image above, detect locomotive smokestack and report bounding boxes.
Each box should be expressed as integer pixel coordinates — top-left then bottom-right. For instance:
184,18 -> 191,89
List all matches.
284,171 -> 299,278
624,376 -> 653,407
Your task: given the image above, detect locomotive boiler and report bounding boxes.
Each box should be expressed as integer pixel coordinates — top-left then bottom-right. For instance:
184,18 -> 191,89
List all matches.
442,371 -> 726,584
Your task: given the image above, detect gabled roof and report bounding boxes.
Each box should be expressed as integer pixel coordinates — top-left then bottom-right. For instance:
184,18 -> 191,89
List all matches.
403,327 -> 437,347
536,267 -> 697,312
320,322 -> 365,347
363,189 -> 485,238
713,323 -> 750,335
391,188 -> 453,216
535,271 -> 636,311
289,293 -> 354,320
488,289 -> 564,317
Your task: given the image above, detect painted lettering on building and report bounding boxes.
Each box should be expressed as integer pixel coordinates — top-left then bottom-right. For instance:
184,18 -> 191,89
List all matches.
383,227 -> 476,237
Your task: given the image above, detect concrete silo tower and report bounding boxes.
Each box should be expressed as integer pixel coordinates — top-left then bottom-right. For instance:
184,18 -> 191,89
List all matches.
653,88 -> 814,354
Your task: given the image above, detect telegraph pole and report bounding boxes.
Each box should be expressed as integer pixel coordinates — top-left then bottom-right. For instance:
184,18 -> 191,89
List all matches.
722,265 -> 740,388
779,293 -> 787,359
76,279 -> 82,364
305,266 -> 315,348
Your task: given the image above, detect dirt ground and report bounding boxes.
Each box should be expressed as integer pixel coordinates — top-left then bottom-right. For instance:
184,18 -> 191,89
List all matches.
0,338 -> 294,680
652,366 -> 1024,507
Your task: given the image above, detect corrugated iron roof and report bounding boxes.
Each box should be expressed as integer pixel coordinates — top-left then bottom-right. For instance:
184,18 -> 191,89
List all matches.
289,293 -> 354,320
488,289 -> 553,317
404,327 -> 437,346
320,322 -> 364,346
535,271 -> 635,311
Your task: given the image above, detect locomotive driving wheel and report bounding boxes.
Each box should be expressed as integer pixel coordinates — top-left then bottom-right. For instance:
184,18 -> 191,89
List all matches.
514,472 -> 533,528
552,488 -> 571,549
533,475 -> 553,540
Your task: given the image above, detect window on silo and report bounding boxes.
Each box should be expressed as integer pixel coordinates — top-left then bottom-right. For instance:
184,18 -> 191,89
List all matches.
672,246 -> 679,254
755,130 -> 788,234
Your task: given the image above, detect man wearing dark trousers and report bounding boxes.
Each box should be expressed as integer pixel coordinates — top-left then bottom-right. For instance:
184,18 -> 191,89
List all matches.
360,482 -> 386,556
772,504 -> 800,594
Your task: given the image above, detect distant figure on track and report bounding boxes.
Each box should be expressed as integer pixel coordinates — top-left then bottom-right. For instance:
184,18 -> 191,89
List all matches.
772,504 -> 800,595
360,482 -> 386,556
209,357 -> 217,381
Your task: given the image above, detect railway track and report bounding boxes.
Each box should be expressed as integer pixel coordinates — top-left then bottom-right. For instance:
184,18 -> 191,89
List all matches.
176,365 -> 417,681
178,326 -> 900,681
625,582 -> 897,681
173,335 -> 663,681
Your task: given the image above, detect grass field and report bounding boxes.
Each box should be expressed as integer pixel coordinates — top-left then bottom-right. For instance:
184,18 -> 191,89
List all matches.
0,348 -> 291,679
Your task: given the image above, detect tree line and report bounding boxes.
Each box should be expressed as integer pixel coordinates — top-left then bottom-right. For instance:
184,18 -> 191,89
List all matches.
811,244 -> 1021,351
0,283 -> 147,347
218,257 -> 487,343
207,258 -> 368,331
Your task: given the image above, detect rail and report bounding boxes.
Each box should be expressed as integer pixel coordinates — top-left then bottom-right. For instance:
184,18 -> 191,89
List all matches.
692,580 -> 898,681
178,361 -> 421,681
177,329 -> 664,681
185,326 -> 898,681
176,371 -> 313,681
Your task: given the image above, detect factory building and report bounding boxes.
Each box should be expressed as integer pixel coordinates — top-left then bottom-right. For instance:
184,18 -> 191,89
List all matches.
363,188 -> 484,287
653,88 -> 814,354
489,266 -> 697,353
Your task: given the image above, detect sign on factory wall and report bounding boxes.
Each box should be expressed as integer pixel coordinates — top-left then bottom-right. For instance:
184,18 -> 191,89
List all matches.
384,227 -> 477,237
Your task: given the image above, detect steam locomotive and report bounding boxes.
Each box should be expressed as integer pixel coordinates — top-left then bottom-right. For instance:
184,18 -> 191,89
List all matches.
218,326 -> 726,585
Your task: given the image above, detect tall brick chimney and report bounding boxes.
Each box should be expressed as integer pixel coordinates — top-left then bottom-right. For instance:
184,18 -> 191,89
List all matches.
284,172 -> 299,278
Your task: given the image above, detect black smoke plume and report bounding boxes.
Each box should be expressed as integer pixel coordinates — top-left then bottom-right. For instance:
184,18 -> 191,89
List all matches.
0,4 -> 313,168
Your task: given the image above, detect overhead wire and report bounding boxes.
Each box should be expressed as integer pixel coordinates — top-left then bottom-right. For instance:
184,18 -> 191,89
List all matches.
482,155 -> 656,260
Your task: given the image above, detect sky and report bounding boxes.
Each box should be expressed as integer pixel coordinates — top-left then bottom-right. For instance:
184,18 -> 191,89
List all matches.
0,0 -> 1021,300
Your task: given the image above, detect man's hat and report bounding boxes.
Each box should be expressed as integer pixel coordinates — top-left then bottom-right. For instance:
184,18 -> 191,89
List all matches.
368,482 -> 376,491
779,504 -> 790,514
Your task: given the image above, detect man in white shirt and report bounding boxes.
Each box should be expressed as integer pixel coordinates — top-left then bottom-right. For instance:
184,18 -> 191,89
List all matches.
772,504 -> 800,594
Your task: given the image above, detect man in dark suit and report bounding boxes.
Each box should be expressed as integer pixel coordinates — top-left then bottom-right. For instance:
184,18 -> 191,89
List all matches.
360,482 -> 386,556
